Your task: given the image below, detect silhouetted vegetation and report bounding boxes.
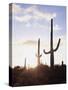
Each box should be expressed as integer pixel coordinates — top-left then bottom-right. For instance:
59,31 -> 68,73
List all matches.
9,64 -> 66,86
9,19 -> 66,87
43,19 -> 61,67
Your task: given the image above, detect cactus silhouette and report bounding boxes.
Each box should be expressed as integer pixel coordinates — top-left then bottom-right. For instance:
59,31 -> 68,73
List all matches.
36,38 -> 42,65
24,58 -> 26,68
43,19 -> 61,67
62,61 -> 64,66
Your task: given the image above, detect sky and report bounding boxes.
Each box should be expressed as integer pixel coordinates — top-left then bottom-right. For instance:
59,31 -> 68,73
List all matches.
10,3 -> 66,68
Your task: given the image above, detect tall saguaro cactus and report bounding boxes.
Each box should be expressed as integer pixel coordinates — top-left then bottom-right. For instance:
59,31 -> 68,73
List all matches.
36,38 -> 42,65
43,19 -> 61,67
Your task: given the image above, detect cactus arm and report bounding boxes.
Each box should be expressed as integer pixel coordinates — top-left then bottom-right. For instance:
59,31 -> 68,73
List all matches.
43,49 -> 51,54
40,54 -> 42,57
54,38 -> 61,52
36,54 -> 42,57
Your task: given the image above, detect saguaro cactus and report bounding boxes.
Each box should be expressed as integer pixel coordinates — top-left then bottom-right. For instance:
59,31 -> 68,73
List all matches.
36,38 -> 42,65
24,58 -> 26,68
43,19 -> 61,67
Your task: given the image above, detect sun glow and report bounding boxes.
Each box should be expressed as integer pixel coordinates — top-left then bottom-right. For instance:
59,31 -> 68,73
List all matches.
12,36 -> 66,68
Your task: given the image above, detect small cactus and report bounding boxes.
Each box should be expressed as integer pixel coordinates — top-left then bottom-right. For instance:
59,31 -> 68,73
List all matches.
62,61 -> 64,66
24,58 -> 26,68
36,38 -> 42,65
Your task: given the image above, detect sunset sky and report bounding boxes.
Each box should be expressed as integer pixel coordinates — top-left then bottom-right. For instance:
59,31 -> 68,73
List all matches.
10,3 -> 66,68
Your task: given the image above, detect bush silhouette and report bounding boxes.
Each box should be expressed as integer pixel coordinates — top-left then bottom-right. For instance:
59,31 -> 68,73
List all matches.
9,64 -> 66,86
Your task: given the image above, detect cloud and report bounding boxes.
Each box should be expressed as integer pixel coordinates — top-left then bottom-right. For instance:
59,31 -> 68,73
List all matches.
48,24 -> 61,32
12,4 -> 22,14
13,4 -> 57,23
54,24 -> 62,31
33,10 -> 56,21
15,15 -> 32,22
23,40 -> 37,46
